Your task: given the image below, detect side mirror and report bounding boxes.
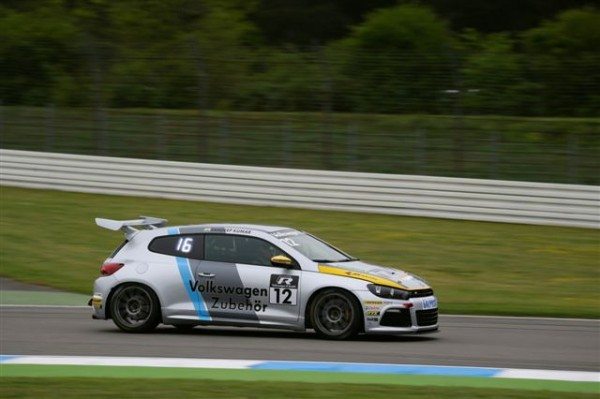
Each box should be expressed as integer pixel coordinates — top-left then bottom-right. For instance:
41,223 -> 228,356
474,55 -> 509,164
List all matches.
270,255 -> 293,268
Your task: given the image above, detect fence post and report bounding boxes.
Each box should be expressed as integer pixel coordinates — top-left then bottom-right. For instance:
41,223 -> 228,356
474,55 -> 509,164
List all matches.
155,113 -> 166,160
282,117 -> 292,167
0,99 -> 4,148
44,103 -> 56,152
415,127 -> 427,175
319,46 -> 333,170
346,122 -> 357,171
450,49 -> 464,176
489,130 -> 499,179
191,41 -> 209,163
219,115 -> 230,164
85,35 -> 108,156
568,131 -> 579,183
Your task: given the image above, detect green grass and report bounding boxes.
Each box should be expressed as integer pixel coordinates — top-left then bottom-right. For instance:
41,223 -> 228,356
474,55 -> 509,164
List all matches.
0,290 -> 89,306
2,106 -> 599,184
0,186 -> 599,318
2,365 -> 598,393
0,376 -> 597,398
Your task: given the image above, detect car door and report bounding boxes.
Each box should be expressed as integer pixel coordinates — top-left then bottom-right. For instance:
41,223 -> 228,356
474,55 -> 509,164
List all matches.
191,234 -> 301,326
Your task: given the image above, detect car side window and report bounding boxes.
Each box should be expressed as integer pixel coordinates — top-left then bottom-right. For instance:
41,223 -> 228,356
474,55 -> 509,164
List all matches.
148,234 -> 204,260
204,234 -> 296,267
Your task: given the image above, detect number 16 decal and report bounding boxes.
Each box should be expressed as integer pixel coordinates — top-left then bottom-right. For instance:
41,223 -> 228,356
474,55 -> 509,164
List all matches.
176,237 -> 193,253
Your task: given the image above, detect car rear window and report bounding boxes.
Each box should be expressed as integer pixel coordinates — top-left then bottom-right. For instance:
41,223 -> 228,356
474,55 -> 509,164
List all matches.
148,234 -> 204,260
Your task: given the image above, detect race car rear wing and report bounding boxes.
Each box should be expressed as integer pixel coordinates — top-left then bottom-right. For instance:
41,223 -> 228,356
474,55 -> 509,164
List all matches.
95,216 -> 167,238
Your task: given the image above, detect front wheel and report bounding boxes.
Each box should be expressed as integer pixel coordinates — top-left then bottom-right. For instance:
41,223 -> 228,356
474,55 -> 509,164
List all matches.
310,289 -> 361,340
110,284 -> 161,333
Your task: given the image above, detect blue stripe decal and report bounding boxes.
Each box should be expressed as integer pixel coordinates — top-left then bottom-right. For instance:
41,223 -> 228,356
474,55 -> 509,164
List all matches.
0,355 -> 20,363
250,361 -> 501,377
168,228 -> 211,321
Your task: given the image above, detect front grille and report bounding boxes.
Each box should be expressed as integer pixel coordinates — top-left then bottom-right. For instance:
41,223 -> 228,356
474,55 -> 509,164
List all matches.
409,289 -> 434,298
416,308 -> 438,326
380,308 -> 412,327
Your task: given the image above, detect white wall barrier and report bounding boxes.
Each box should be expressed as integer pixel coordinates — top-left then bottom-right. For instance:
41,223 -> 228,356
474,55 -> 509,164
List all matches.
1,149 -> 598,228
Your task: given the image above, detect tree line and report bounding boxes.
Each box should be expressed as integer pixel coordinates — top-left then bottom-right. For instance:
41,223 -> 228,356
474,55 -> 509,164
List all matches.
1,1 -> 598,116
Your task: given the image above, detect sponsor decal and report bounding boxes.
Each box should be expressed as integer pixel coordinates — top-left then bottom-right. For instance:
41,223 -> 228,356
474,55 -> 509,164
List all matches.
363,300 -> 383,305
269,274 -> 299,305
210,297 -> 268,312
188,280 -> 269,312
188,280 -> 268,298
270,229 -> 301,238
365,310 -> 380,317
225,227 -> 252,235
418,297 -> 438,310
318,265 -> 407,289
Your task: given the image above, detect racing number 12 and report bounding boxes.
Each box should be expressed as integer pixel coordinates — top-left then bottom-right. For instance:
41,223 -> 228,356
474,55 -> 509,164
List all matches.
273,288 -> 292,304
270,287 -> 297,305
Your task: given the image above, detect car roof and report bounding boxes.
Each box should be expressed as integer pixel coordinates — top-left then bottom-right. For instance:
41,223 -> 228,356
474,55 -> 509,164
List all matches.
171,223 -> 296,234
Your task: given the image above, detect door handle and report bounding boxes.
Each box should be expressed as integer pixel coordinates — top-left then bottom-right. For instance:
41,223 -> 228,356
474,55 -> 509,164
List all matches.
197,272 -> 216,278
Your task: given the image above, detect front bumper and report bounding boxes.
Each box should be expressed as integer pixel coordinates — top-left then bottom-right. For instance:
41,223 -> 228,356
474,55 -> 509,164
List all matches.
362,295 -> 439,334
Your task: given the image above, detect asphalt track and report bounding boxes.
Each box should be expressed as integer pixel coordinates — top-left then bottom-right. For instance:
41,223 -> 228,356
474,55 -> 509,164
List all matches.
1,306 -> 598,372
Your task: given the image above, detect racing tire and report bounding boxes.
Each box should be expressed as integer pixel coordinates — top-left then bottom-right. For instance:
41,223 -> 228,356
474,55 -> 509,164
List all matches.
309,289 -> 362,340
110,284 -> 161,333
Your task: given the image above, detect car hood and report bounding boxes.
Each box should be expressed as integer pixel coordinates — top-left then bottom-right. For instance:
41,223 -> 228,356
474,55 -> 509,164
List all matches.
320,260 -> 430,290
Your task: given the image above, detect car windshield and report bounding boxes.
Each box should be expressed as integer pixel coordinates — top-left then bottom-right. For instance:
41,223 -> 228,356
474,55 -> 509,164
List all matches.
273,232 -> 356,263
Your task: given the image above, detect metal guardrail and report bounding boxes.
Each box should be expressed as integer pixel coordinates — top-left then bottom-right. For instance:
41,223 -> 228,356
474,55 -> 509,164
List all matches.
1,149 -> 598,229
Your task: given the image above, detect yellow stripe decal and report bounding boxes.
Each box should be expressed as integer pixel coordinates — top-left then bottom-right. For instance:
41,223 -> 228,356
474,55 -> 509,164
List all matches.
318,265 -> 407,289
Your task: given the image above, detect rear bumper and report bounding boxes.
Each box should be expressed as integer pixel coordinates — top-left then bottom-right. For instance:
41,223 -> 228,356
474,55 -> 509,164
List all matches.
90,275 -> 118,319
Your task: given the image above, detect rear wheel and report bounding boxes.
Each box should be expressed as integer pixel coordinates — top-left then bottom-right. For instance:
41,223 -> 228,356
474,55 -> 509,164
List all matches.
110,284 -> 160,333
310,289 -> 361,340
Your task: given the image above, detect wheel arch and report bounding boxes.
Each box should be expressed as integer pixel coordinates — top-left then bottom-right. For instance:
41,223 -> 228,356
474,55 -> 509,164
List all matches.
304,287 -> 364,332
105,281 -> 163,322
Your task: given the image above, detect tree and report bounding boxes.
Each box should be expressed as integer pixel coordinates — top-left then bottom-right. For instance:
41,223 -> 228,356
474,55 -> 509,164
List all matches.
522,8 -> 600,116
330,4 -> 455,113
423,0 -> 597,33
460,33 -> 538,115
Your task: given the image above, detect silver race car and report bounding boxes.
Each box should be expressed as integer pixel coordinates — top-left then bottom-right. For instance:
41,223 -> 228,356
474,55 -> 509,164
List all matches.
90,216 -> 438,340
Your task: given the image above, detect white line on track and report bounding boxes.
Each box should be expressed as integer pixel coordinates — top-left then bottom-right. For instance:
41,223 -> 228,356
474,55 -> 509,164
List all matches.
496,369 -> 600,382
1,355 -> 598,382
443,314 -> 600,322
1,304 -> 598,323
0,305 -> 88,309
2,355 -> 260,369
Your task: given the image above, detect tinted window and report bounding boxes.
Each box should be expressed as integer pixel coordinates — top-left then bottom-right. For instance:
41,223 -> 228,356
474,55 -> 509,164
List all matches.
148,235 -> 204,260
205,235 -> 294,267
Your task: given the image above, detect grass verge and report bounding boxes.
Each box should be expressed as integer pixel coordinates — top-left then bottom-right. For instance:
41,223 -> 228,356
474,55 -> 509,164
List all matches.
0,186 -> 598,318
0,371 -> 598,397
0,291 -> 89,306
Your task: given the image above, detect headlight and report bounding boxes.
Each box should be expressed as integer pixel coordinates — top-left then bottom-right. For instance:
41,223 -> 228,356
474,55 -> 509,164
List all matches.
367,284 -> 410,300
